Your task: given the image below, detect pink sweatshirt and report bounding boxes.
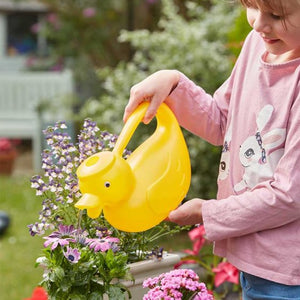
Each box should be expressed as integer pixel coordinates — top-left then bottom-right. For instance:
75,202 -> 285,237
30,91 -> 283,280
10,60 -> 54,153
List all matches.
167,30 -> 300,285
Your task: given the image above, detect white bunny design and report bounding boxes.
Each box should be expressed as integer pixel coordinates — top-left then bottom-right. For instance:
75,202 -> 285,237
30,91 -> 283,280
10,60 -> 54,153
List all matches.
234,105 -> 286,192
218,122 -> 233,181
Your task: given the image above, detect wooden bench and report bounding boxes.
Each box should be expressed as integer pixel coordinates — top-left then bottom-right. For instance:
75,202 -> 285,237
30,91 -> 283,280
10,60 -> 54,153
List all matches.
0,70 -> 74,171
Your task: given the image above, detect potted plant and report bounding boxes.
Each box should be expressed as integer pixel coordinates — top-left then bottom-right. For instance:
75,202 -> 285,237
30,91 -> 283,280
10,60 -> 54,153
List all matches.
29,120 -> 187,299
0,138 -> 18,175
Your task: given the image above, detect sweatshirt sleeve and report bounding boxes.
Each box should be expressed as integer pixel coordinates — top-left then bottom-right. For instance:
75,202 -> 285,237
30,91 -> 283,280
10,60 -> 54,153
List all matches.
165,72 -> 233,146
202,87 -> 300,241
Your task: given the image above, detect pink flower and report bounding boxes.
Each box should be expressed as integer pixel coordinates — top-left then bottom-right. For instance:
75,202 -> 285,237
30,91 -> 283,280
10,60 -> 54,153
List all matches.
31,23 -> 40,34
184,225 -> 206,255
143,269 -> 213,300
0,138 -> 13,151
0,138 -> 18,152
47,13 -> 58,25
43,224 -> 76,250
46,13 -> 60,30
87,236 -> 119,252
63,246 -> 81,263
82,7 -> 96,18
212,261 -> 239,287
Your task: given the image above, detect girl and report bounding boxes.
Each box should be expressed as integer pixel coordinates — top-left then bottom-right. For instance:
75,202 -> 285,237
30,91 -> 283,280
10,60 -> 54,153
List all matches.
123,0 -> 300,299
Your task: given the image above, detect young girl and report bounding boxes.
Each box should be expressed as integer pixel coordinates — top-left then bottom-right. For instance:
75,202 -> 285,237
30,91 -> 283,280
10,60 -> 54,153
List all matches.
123,0 -> 300,299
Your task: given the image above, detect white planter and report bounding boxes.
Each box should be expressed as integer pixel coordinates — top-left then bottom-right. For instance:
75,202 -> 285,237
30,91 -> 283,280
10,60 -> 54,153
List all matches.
104,252 -> 180,299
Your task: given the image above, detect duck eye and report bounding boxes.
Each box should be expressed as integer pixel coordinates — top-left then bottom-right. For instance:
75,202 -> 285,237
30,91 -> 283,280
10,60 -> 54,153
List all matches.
104,182 -> 110,188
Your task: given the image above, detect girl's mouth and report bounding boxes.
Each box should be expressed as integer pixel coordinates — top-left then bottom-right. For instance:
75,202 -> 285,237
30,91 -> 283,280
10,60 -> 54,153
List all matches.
262,37 -> 280,44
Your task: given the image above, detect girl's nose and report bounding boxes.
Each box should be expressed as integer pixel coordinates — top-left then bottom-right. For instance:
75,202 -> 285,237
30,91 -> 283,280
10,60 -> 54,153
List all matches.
253,11 -> 272,33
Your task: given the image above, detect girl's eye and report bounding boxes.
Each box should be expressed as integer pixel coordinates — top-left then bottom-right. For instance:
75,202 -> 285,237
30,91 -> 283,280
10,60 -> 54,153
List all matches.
270,13 -> 281,20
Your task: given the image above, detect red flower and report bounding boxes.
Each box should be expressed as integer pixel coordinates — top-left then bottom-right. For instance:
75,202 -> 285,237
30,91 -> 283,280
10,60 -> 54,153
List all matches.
174,259 -> 197,269
184,225 -> 206,255
24,287 -> 48,300
0,138 -> 13,151
212,262 -> 239,287
0,138 -> 20,152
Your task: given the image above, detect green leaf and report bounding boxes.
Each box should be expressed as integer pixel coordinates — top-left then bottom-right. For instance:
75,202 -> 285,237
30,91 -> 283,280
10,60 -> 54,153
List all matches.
107,285 -> 127,300
88,291 -> 104,300
50,266 -> 65,283
67,293 -> 86,300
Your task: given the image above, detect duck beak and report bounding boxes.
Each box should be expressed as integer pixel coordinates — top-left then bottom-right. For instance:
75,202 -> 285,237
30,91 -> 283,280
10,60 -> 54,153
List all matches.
75,193 -> 103,219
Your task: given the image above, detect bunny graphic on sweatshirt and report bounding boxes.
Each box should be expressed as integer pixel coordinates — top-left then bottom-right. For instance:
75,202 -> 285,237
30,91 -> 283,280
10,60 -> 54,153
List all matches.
234,105 -> 286,192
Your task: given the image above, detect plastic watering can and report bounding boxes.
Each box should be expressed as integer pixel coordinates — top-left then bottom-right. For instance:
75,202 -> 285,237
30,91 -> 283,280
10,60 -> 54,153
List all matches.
75,102 -> 191,232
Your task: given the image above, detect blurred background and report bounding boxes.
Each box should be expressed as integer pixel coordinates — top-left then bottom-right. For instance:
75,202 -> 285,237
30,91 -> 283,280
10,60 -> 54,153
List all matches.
0,0 -> 251,298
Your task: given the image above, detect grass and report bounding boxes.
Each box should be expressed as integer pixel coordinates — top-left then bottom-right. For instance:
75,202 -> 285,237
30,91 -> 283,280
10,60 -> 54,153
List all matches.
0,175 -> 43,300
0,174 -> 192,300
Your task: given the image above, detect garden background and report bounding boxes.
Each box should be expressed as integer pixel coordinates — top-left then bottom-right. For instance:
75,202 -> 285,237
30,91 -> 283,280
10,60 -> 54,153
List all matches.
0,0 -> 251,299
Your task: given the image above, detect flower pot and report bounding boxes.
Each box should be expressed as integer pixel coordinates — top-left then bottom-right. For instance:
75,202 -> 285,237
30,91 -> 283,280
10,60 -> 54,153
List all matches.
104,252 -> 181,300
0,149 -> 17,175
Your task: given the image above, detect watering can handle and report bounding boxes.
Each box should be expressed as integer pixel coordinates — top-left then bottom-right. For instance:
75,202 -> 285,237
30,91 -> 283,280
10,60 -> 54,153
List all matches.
113,102 -> 150,156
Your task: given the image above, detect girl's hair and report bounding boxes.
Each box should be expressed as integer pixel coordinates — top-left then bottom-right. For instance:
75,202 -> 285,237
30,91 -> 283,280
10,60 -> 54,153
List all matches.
239,0 -> 292,28
239,0 -> 285,16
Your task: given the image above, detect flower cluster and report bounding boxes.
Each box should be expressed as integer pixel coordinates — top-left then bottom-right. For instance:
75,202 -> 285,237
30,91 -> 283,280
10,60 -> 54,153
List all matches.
176,225 -> 240,297
0,138 -> 18,153
143,269 -> 213,300
29,120 -> 187,299
24,287 -> 48,300
28,120 -> 133,298
28,120 -> 120,237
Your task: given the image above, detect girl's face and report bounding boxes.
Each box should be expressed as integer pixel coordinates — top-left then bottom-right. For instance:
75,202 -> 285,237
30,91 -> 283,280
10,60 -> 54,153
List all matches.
246,0 -> 300,63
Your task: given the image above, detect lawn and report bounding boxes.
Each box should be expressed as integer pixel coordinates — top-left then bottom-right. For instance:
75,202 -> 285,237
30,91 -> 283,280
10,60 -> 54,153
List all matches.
0,175 -> 43,300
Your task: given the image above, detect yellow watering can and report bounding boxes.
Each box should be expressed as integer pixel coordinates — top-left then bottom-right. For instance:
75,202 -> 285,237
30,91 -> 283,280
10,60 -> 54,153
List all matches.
75,102 -> 191,232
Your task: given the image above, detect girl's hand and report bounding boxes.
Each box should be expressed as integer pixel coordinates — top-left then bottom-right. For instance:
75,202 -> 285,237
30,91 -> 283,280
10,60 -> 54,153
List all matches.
168,198 -> 204,226
123,70 -> 180,124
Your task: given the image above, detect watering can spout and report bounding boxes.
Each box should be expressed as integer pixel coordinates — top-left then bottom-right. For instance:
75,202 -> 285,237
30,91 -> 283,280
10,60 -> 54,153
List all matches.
75,193 -> 103,219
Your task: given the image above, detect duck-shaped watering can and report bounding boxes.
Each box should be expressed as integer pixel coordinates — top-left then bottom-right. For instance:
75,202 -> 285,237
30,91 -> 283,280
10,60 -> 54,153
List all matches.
75,102 -> 191,232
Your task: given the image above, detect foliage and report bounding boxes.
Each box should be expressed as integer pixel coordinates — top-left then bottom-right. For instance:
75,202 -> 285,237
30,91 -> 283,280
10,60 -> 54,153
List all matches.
30,0 -> 163,101
176,226 -> 241,299
80,0 -> 242,199
37,0 -> 126,67
29,120 -> 188,299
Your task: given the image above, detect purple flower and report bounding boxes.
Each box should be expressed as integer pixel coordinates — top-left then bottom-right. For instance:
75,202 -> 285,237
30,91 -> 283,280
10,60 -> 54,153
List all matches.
87,236 -> 119,252
64,246 -> 81,263
43,224 -> 77,250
